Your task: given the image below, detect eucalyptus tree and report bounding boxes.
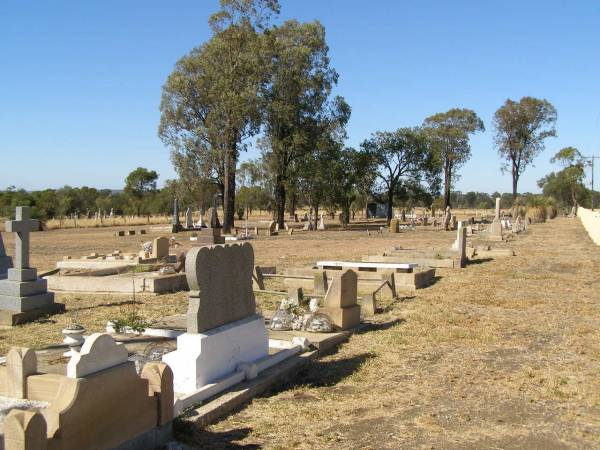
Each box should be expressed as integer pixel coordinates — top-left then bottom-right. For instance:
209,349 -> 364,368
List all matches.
543,147 -> 587,208
262,19 -> 347,227
360,127 -> 432,221
423,108 -> 484,209
124,167 -> 158,217
158,0 -> 279,232
492,97 -> 557,203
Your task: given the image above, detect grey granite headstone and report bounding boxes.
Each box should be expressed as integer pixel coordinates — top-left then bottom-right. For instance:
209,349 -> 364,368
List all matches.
185,208 -> 193,229
207,207 -> 221,229
0,206 -> 64,325
0,232 -> 12,277
185,243 -> 256,333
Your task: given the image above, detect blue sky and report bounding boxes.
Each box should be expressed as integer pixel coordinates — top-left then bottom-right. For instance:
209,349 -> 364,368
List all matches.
1,0 -> 599,194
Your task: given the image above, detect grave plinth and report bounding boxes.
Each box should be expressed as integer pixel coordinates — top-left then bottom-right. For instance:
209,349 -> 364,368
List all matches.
0,207 -> 64,326
0,232 -> 12,278
162,243 -> 268,394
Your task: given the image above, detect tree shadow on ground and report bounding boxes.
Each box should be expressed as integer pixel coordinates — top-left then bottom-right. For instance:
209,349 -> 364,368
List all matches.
174,422 -> 260,450
357,317 -> 405,333
467,257 -> 493,266
68,299 -> 142,312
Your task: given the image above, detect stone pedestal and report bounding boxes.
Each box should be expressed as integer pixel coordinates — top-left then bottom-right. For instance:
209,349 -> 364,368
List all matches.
162,314 -> 268,394
489,220 -> 503,237
0,233 -> 11,278
0,269 -> 64,326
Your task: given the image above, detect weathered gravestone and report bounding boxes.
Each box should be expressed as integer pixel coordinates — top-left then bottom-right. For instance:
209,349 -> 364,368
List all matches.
151,236 -> 170,260
0,206 -> 65,326
171,198 -> 181,233
163,243 -> 268,393
489,197 -> 503,237
317,213 -> 326,230
185,208 -> 193,229
266,221 -> 277,236
0,231 -> 12,278
320,269 -> 361,330
195,207 -> 224,244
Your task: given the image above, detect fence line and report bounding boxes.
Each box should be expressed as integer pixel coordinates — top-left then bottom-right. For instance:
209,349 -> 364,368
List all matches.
577,207 -> 600,245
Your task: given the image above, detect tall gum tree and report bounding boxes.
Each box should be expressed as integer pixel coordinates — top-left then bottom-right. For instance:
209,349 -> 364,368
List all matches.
492,96 -> 557,203
423,108 -> 484,209
262,19 -> 344,228
361,127 -> 432,222
158,0 -> 279,232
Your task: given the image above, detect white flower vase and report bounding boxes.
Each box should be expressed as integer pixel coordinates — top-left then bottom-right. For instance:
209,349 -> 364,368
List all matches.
62,326 -> 86,357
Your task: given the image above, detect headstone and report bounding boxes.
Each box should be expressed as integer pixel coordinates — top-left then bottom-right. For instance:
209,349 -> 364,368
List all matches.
320,269 -> 361,330
389,218 -> 399,233
196,208 -> 206,228
172,198 -> 181,233
207,207 -> 221,229
313,270 -> 328,295
489,197 -> 503,237
266,221 -> 277,236
443,206 -> 451,231
457,225 -> 467,267
0,231 -> 13,277
67,333 -> 128,378
163,243 -> 268,393
151,237 -> 169,259
317,213 -> 326,230
185,208 -> 193,229
0,207 -> 64,326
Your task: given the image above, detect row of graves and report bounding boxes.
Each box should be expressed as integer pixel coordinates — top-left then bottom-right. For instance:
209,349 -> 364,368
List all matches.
0,202 -> 522,449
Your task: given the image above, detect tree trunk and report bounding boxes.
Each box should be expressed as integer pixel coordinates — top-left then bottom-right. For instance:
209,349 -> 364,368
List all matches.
223,148 -> 236,233
275,174 -> 286,228
511,168 -> 518,205
386,188 -> 394,223
289,191 -> 297,217
443,162 -> 451,209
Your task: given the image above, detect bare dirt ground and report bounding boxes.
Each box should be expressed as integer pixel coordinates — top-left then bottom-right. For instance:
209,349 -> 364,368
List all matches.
1,217 -> 598,449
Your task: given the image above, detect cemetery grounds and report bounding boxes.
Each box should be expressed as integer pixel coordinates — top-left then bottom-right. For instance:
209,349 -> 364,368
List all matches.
0,214 -> 598,449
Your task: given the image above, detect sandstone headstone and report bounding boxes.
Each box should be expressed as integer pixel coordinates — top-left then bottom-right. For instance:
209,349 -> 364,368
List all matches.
489,197 -> 503,236
313,270 -> 328,295
4,410 -> 47,450
389,218 -> 399,233
151,237 -> 169,260
321,269 -> 361,330
67,333 -> 128,378
6,347 -> 37,398
317,213 -> 326,230
267,220 -> 278,236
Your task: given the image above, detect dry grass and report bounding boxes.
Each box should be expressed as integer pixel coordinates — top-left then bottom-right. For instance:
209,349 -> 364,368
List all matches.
1,216 -> 598,448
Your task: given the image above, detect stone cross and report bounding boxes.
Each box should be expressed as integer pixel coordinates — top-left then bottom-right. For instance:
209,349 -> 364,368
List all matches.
495,197 -> 501,221
5,207 -> 39,270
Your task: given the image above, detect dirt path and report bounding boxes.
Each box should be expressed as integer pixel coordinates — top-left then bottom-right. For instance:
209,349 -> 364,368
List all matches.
182,218 -> 600,449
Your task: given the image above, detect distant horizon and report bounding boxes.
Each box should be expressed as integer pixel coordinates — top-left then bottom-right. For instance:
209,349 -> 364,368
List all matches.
2,0 -> 599,193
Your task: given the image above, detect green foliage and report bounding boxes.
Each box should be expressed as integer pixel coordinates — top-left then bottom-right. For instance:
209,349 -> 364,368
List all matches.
493,96 -> 557,201
538,147 -> 587,209
124,167 -> 158,216
361,127 -> 434,220
110,313 -> 149,334
423,108 -> 484,208
159,0 -> 278,231
261,18 -> 347,226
